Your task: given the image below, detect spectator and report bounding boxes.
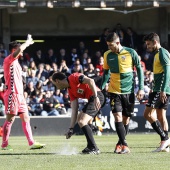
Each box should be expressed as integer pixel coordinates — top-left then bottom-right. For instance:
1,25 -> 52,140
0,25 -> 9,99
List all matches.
28,60 -> 37,77
27,69 -> 39,87
95,56 -> 104,76
63,91 -> 71,111
126,27 -> 139,51
71,58 -> 83,70
49,62 -> 59,77
0,42 -> 8,57
94,68 -> 102,88
71,64 -> 83,74
25,81 -> 36,99
70,48 -> 79,67
41,90 -> 59,116
53,89 -> 64,104
22,65 -> 29,79
18,53 -> 30,67
58,48 -> 68,66
43,81 -> 55,92
77,41 -> 86,58
35,80 -> 44,95
44,48 -> 56,65
59,60 -> 69,74
84,63 -> 96,79
113,23 -> 126,45
99,27 -> 110,54
32,49 -> 45,67
0,51 -> 5,69
36,63 -> 49,85
92,51 -> 102,68
81,52 -> 89,67
141,43 -> 154,71
45,64 -> 52,77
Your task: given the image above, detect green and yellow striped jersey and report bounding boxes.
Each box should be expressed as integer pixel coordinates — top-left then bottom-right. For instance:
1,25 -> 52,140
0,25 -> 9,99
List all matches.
153,47 -> 170,94
103,47 -> 144,94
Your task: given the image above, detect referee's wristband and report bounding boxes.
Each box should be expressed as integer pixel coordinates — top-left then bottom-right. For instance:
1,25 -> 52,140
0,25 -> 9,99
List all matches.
94,96 -> 98,98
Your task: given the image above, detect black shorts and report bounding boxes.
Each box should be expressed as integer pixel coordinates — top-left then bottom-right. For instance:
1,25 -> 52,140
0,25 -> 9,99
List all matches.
109,93 -> 135,117
82,91 -> 105,118
146,92 -> 170,110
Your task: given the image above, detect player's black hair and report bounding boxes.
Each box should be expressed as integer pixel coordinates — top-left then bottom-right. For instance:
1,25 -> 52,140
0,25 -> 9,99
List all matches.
9,41 -> 21,52
52,72 -> 67,82
106,32 -> 119,42
143,32 -> 160,43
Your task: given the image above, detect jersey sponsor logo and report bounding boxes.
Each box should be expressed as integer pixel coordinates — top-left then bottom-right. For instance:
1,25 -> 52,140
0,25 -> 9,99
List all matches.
121,56 -> 126,61
109,58 -> 115,60
77,88 -> 84,94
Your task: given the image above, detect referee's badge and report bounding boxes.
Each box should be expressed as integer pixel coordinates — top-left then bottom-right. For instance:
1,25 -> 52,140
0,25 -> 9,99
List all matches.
77,88 -> 84,94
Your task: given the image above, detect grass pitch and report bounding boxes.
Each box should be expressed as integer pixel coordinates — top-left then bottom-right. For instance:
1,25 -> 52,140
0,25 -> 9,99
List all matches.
0,134 -> 170,170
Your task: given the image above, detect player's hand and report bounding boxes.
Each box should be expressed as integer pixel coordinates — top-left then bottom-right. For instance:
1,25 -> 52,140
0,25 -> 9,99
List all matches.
94,97 -> 101,110
136,90 -> 144,101
160,91 -> 167,103
26,34 -> 34,46
65,128 -> 74,139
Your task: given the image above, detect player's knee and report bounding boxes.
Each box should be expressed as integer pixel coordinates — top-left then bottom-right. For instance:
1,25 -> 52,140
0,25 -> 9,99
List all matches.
143,111 -> 152,120
6,114 -> 15,123
78,119 -> 85,128
22,116 -> 30,122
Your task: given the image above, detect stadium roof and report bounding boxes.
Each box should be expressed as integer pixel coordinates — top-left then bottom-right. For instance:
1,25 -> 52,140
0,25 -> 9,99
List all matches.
0,0 -> 170,14
0,0 -> 170,9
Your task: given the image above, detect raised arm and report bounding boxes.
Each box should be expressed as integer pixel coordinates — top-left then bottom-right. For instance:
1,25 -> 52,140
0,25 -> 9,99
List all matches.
13,34 -> 34,58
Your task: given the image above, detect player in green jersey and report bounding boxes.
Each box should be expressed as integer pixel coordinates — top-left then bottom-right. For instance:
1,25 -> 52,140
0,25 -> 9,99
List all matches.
143,32 -> 170,152
101,32 -> 144,154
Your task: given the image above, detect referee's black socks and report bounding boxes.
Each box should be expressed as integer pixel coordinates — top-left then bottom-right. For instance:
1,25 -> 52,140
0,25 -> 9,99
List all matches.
81,125 -> 98,149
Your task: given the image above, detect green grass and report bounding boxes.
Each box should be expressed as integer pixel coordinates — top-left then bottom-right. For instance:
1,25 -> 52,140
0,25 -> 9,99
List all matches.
0,134 -> 170,170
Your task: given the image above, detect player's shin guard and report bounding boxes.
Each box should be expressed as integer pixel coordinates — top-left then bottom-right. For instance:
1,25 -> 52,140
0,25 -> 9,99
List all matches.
22,121 -> 34,146
1,121 -> 13,147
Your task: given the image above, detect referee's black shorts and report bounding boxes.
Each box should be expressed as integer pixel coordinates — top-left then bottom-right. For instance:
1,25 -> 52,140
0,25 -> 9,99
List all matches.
82,91 -> 105,118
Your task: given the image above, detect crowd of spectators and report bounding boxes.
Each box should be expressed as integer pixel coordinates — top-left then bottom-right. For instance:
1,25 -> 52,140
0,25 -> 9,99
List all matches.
0,24 -> 166,116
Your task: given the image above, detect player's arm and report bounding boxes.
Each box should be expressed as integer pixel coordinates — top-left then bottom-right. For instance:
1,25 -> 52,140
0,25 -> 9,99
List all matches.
161,65 -> 170,92
100,69 -> 110,90
69,99 -> 79,129
159,50 -> 170,103
132,51 -> 144,100
100,51 -> 110,90
160,65 -> 170,103
160,50 -> 170,93
65,99 -> 78,139
13,34 -> 34,58
81,75 -> 101,110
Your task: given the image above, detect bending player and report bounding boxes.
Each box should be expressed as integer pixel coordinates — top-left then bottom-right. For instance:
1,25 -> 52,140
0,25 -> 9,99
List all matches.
52,72 -> 105,154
